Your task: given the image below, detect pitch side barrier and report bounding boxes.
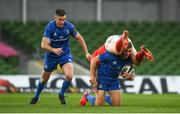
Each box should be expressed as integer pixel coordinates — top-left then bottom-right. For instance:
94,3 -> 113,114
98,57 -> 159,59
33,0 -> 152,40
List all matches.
0,75 -> 180,94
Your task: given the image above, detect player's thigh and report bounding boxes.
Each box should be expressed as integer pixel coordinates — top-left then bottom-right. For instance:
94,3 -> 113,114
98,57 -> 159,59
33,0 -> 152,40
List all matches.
62,62 -> 73,79
41,70 -> 52,83
108,90 -> 122,106
95,90 -> 105,106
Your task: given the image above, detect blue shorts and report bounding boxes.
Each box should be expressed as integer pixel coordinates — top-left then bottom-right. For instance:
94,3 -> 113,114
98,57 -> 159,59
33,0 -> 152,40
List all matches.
43,54 -> 72,72
97,77 -> 121,91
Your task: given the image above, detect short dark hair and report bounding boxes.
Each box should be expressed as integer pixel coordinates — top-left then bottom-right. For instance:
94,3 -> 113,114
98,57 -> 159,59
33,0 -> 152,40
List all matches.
55,9 -> 66,16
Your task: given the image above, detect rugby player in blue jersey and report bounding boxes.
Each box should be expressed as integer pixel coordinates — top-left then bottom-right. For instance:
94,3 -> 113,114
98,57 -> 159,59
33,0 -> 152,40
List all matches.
30,9 -> 91,105
80,41 -> 134,106
80,30 -> 153,106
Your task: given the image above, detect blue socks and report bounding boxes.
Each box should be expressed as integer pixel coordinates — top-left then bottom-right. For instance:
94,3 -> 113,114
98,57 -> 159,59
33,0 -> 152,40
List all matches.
59,80 -> 71,96
34,81 -> 45,98
34,79 -> 71,99
86,94 -> 96,106
86,94 -> 112,106
105,95 -> 112,105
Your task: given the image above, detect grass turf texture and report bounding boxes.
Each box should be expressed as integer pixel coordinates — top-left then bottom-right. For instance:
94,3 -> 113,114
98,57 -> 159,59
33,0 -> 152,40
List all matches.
0,93 -> 179,113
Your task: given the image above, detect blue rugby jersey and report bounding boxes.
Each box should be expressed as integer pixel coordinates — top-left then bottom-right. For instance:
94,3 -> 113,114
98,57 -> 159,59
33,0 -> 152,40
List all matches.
43,20 -> 78,58
98,51 -> 132,79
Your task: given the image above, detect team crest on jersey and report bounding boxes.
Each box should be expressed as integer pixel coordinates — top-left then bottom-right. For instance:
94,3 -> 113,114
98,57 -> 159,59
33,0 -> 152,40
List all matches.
64,29 -> 70,35
59,36 -> 64,38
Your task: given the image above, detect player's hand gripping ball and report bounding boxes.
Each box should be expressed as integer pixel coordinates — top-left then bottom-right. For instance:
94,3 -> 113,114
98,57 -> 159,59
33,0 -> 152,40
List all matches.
120,65 -> 135,80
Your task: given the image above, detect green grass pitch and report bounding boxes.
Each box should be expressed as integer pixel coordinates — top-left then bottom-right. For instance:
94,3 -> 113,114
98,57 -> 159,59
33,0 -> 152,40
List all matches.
0,93 -> 180,113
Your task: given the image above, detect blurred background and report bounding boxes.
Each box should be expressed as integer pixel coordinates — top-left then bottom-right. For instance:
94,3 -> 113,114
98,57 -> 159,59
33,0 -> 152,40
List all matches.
0,0 -> 180,94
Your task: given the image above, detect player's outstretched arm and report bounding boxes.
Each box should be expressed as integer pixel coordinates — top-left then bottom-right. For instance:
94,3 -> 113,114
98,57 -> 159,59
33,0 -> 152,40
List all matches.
75,33 -> 91,60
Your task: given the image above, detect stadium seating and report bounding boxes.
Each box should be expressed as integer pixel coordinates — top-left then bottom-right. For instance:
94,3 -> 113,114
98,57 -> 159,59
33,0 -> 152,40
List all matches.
0,42 -> 20,74
1,20 -> 180,75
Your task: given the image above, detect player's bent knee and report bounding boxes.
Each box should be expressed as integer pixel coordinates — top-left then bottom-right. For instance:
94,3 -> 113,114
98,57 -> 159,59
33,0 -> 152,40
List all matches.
42,76 -> 50,83
65,75 -> 73,81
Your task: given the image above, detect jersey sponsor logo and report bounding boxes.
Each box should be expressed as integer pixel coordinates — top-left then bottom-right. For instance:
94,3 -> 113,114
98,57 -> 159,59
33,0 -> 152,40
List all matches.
51,38 -> 68,42
51,37 -> 69,42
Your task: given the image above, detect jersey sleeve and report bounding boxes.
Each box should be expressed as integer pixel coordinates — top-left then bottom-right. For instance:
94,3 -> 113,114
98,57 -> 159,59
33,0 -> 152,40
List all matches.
99,52 -> 113,63
43,24 -> 53,39
69,23 -> 78,38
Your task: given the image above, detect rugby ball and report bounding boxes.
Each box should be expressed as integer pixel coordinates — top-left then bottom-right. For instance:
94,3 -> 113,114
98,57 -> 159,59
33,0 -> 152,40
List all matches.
120,65 -> 135,80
